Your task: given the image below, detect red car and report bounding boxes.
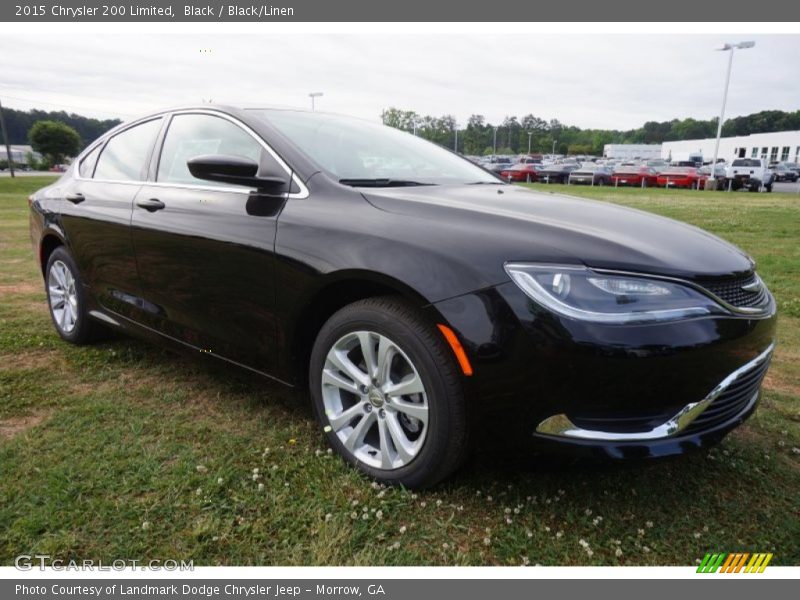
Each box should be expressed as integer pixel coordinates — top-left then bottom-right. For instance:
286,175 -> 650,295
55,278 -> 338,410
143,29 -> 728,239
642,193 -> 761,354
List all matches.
499,163 -> 540,182
611,166 -> 659,188
656,167 -> 708,190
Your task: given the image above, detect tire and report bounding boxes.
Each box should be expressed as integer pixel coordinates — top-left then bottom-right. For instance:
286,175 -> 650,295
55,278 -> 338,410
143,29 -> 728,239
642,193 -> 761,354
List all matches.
766,183 -> 773,193
309,296 -> 469,488
45,246 -> 105,344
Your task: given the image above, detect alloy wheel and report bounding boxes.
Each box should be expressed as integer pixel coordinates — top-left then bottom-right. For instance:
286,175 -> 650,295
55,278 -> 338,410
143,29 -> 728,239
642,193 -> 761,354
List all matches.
48,259 -> 78,334
321,330 -> 429,470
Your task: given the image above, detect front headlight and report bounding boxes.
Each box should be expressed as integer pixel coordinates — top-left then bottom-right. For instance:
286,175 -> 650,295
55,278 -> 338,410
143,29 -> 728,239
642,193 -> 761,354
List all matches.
504,263 -> 727,324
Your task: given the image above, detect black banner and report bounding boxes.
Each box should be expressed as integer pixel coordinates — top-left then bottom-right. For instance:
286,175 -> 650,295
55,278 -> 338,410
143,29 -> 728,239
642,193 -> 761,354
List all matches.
3,0 -> 800,22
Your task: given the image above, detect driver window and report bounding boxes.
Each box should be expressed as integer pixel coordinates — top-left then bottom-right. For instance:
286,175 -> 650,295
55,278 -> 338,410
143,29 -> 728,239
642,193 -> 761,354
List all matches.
158,114 -> 276,186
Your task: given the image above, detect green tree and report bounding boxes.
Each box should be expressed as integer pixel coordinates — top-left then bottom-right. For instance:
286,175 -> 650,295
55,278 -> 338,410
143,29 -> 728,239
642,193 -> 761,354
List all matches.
29,120 -> 81,165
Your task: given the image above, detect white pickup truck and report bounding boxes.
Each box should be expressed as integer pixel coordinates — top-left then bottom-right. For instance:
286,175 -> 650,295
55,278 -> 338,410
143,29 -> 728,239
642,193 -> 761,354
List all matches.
725,158 -> 774,192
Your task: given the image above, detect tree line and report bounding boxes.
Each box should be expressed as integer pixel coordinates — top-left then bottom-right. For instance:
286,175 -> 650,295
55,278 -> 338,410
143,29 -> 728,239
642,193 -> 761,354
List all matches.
1,106 -> 121,148
381,107 -> 800,156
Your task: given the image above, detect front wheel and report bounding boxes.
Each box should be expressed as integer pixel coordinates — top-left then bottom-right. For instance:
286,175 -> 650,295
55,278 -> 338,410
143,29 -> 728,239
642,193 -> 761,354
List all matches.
309,297 -> 469,488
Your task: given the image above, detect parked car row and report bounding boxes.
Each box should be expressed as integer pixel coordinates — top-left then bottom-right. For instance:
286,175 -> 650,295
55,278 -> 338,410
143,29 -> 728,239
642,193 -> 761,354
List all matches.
492,155 -> 794,192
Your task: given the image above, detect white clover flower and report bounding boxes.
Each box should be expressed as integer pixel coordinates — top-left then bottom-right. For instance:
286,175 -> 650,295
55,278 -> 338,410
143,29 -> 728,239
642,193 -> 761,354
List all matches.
376,510 -> 383,520
399,525 -> 407,534
646,521 -> 654,528
195,488 -> 202,496
141,521 -> 151,530
420,501 -> 427,508
556,531 -> 563,539
436,499 -> 443,507
325,513 -> 333,522
196,465 -> 207,473
352,499 -> 360,507
643,546 -> 651,553
504,507 -> 512,515
442,543 -> 449,549
638,528 -> 645,536
350,512 -> 358,519
585,509 -> 592,516
483,537 -> 492,546
526,530 -> 533,538
217,477 -> 224,485
257,483 -> 265,492
253,468 -> 259,474
615,548 -> 623,557
361,513 -> 369,520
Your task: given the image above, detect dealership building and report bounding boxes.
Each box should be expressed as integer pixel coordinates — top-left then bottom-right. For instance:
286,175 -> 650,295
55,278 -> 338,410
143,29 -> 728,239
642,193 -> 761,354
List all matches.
603,144 -> 662,160
2,145 -> 42,165
662,131 -> 800,164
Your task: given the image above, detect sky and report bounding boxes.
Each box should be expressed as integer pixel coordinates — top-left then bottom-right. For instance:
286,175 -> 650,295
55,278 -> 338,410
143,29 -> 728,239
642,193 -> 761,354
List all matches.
0,33 -> 798,130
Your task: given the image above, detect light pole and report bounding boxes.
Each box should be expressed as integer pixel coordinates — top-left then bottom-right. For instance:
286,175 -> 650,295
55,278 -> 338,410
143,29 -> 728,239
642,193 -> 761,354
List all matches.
308,92 -> 323,111
493,127 -> 498,159
552,139 -> 557,158
527,132 -> 533,155
454,122 -> 458,154
710,41 -> 755,182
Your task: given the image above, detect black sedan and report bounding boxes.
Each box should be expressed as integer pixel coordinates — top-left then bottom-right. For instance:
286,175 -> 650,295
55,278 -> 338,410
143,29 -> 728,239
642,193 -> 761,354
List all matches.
773,164 -> 799,182
537,163 -> 580,183
29,106 -> 776,487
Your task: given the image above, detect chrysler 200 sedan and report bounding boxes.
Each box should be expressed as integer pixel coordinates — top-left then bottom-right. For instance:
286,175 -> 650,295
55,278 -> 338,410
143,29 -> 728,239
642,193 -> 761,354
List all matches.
29,106 -> 776,487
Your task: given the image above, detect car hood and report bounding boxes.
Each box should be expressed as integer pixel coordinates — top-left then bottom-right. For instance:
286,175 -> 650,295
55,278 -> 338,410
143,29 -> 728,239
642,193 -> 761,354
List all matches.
361,184 -> 754,283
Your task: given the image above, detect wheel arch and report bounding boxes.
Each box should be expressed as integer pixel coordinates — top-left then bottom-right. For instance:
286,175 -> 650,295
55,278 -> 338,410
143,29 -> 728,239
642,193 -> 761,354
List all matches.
285,269 -> 447,388
39,232 -> 66,277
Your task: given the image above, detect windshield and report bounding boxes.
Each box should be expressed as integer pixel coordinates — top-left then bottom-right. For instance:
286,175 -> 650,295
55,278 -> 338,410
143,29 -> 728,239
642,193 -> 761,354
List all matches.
732,159 -> 761,167
254,110 -> 497,186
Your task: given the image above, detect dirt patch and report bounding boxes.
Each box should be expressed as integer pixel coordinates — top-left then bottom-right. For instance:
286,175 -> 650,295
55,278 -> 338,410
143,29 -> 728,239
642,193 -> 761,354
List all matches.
763,372 -> 800,399
0,410 -> 51,440
0,350 -> 64,372
0,282 -> 41,296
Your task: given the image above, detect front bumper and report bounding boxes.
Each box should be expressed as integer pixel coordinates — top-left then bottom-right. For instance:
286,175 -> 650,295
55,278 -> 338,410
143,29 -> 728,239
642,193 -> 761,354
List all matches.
431,281 -> 777,458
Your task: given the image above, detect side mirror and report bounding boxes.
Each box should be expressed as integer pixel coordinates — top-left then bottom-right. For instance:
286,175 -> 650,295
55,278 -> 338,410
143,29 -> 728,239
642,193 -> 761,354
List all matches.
187,154 -> 288,191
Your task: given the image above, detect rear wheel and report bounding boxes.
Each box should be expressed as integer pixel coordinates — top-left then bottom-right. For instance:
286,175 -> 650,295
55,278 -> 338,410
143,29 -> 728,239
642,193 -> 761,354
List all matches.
45,246 -> 105,344
309,297 -> 469,488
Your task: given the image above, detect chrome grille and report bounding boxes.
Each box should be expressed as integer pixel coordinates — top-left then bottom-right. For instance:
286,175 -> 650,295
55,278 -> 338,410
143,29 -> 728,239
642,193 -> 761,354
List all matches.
684,356 -> 771,433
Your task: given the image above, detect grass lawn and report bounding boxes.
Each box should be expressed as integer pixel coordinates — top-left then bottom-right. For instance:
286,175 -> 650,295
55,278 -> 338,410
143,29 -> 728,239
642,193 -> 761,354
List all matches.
1,176 -> 798,566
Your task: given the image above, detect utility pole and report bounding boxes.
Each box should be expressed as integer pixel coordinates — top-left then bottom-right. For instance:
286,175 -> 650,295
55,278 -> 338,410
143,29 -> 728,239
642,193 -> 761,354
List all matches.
0,98 -> 14,178
527,131 -> 533,155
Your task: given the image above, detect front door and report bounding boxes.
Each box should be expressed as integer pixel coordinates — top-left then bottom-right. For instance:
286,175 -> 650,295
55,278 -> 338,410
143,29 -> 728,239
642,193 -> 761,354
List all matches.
130,112 -> 289,375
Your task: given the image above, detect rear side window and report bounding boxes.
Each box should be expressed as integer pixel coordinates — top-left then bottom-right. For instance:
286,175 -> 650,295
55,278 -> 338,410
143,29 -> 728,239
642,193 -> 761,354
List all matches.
78,144 -> 102,178
157,114 -> 274,186
93,119 -> 162,181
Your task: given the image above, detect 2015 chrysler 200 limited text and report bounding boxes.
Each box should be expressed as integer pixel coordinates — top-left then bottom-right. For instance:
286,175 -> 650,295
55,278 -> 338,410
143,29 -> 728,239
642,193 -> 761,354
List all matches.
29,106 -> 777,487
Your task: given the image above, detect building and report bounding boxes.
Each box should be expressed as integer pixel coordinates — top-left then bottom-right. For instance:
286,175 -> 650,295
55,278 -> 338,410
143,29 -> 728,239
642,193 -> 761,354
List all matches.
603,144 -> 663,160
662,131 -> 800,164
2,145 -> 43,165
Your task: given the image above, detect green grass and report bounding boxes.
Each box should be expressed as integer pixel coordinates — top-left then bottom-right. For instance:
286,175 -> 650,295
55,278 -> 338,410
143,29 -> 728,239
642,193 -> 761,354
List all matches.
1,177 -> 798,566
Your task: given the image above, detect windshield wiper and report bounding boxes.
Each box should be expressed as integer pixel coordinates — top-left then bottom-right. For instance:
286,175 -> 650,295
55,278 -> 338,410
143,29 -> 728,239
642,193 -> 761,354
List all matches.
338,178 -> 436,187
466,181 -> 504,185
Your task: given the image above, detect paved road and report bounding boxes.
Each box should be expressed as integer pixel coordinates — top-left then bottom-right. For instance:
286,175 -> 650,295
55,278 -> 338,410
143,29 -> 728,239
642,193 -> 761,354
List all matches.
0,170 -> 61,177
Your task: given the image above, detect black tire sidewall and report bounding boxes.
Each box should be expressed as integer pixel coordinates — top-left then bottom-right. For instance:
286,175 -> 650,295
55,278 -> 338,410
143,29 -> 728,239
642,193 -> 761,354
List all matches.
309,299 -> 465,488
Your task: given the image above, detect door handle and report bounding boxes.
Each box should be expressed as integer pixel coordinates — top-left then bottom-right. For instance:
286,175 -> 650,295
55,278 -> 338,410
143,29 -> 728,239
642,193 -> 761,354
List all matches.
65,193 -> 85,204
136,198 -> 166,212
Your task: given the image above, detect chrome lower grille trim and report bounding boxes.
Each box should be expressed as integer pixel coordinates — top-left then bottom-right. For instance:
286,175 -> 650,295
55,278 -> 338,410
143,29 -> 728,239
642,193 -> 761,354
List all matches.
535,342 -> 774,442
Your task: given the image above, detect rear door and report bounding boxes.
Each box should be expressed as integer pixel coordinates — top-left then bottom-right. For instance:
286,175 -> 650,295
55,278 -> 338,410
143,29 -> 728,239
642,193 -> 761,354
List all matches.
130,112 -> 290,375
60,117 -> 163,319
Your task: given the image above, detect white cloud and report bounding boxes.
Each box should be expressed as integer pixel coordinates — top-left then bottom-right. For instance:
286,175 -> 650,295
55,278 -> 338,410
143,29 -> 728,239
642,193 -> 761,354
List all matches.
0,33 -> 797,129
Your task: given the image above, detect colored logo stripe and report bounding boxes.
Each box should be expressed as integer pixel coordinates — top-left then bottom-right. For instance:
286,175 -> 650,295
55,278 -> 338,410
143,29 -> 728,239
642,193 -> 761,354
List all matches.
697,553 -> 773,573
